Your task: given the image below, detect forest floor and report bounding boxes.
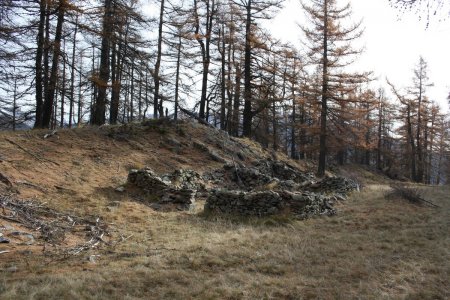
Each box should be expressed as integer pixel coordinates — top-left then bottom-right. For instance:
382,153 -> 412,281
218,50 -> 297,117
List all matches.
0,120 -> 449,299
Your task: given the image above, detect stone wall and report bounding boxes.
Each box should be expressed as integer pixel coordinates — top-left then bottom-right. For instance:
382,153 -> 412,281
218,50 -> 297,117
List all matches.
205,189 -> 336,219
128,168 -> 197,211
128,162 -> 359,216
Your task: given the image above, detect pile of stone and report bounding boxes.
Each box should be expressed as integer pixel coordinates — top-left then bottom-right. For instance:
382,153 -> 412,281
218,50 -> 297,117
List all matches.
128,168 -> 198,211
205,189 -> 336,218
128,168 -> 170,196
304,176 -> 359,195
217,160 -> 315,191
162,169 -> 205,190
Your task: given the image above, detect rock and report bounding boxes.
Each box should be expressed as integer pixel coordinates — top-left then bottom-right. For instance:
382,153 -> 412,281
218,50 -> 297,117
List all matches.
115,186 -> 125,192
127,168 -> 198,211
128,168 -> 170,195
6,265 -> 17,272
2,224 -> 15,231
8,231 -> 35,245
159,188 -> 196,210
0,236 -> 10,243
169,169 -> 204,190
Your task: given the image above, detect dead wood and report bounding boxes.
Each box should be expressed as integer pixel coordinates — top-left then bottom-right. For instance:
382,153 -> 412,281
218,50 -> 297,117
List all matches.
0,194 -> 110,256
177,104 -> 213,127
16,180 -> 47,192
387,184 -> 440,208
0,172 -> 13,187
5,138 -> 60,166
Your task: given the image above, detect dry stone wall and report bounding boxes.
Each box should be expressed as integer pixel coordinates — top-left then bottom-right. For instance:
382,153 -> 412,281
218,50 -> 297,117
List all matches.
128,168 -> 198,211
127,160 -> 359,217
205,189 -> 336,218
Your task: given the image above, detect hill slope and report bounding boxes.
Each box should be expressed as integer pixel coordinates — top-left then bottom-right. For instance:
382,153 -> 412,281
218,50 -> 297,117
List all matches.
0,120 -> 449,299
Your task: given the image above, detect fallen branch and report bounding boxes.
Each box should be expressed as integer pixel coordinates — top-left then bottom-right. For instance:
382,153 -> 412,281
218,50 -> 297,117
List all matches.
16,180 -> 47,192
0,172 -> 13,187
5,138 -> 60,166
388,184 -> 440,208
177,104 -> 213,127
0,194 -> 110,255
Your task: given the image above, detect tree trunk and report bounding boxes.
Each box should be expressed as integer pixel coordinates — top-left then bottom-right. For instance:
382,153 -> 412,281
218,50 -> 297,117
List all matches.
69,15 -> 78,128
92,0 -> 112,125
42,0 -> 65,128
231,65 -> 241,136
416,80 -> 423,182
242,0 -> 253,137
407,103 -> 417,181
34,0 -> 46,128
318,0 -> 328,177
153,0 -> 165,119
77,53 -> 83,125
219,26 -> 226,130
377,96 -> 383,170
174,36 -> 181,121
60,44 -> 66,128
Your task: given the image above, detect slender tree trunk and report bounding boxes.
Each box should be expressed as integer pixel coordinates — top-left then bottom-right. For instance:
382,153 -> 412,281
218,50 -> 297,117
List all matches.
318,0 -> 328,177
34,0 -> 46,128
174,36 -> 181,121
231,65 -> 241,136
138,72 -> 142,120
43,3 -> 50,125
242,0 -> 253,137
130,62 -> 134,122
42,0 -> 65,128
69,15 -> 78,128
60,45 -> 66,127
377,96 -> 383,170
109,41 -> 118,124
92,0 -> 112,125
77,53 -> 83,125
407,103 -> 417,180
225,20 -> 234,132
13,76 -> 17,131
291,89 -> 297,159
416,80 -> 424,182
219,26 -> 226,130
153,0 -> 165,119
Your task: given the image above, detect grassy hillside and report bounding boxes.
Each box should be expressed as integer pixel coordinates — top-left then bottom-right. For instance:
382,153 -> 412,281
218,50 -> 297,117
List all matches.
0,121 -> 448,299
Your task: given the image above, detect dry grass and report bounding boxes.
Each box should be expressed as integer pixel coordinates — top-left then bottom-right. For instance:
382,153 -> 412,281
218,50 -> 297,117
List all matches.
0,124 -> 449,299
1,184 -> 448,299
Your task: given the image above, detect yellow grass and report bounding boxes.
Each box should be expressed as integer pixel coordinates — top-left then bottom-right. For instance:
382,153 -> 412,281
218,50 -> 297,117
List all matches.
0,184 -> 448,299
0,124 -> 448,299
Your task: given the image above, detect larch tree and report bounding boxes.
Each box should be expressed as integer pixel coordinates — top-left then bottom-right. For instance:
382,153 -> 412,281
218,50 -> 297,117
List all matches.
91,0 -> 113,125
301,0 -> 368,176
408,56 -> 433,182
237,0 -> 283,137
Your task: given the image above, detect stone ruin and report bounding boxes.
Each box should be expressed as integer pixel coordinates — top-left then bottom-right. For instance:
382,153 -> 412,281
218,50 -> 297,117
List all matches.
126,160 -> 359,217
204,189 -> 336,219
127,168 -> 203,211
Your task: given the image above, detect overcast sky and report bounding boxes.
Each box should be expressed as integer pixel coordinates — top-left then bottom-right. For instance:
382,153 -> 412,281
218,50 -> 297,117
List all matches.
268,0 -> 450,112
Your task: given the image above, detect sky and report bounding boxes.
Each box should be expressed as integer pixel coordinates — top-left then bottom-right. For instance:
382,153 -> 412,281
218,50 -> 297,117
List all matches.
268,0 -> 450,112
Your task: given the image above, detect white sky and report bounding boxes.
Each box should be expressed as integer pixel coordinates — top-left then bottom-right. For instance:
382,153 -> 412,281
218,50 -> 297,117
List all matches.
268,0 -> 450,112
